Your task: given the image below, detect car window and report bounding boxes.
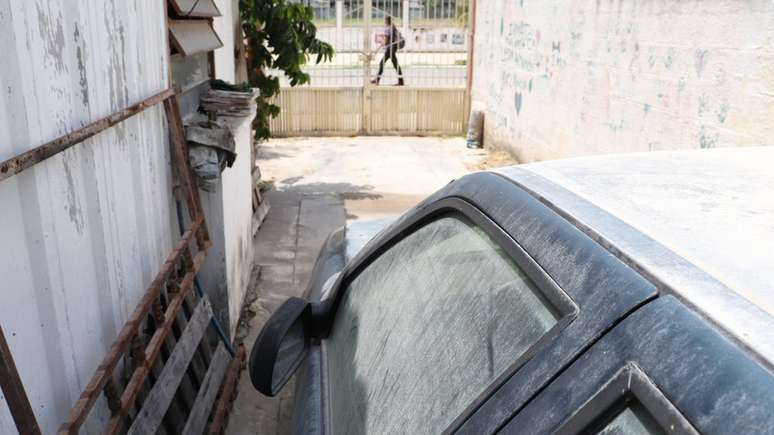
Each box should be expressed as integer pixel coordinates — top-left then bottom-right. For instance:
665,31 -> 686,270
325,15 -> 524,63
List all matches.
597,402 -> 666,435
328,215 -> 561,434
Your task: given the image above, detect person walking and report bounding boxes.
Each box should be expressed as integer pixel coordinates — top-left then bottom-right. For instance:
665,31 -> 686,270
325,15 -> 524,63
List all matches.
372,15 -> 404,86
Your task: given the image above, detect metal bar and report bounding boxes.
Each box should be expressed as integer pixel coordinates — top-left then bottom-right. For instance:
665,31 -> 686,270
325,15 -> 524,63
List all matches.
362,0 -> 372,133
58,218 -> 202,435
402,0 -> 409,31
207,345 -> 246,435
463,0 -> 476,123
0,88 -> 174,182
0,325 -> 42,435
103,251 -> 207,435
164,96 -> 212,251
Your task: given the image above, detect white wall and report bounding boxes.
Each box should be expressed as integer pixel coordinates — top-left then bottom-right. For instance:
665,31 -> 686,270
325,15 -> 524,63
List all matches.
204,0 -> 255,338
221,114 -> 256,339
471,0 -> 774,162
213,0 -> 238,84
197,112 -> 255,339
0,0 -> 171,433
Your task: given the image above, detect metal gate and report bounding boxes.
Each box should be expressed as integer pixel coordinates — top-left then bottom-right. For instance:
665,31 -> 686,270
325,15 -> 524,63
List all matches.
269,0 -> 470,136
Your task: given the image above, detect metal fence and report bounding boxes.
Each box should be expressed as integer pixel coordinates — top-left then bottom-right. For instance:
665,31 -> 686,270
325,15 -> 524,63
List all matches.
270,0 -> 469,135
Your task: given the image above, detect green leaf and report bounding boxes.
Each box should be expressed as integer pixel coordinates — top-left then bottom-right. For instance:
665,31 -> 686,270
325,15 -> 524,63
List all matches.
242,0 -> 333,140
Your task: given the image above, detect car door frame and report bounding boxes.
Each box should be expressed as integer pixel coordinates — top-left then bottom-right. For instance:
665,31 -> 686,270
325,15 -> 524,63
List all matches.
500,295 -> 774,434
303,172 -> 659,434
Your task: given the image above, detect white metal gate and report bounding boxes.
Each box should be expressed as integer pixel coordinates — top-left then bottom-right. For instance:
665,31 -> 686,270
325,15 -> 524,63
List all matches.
269,0 -> 469,136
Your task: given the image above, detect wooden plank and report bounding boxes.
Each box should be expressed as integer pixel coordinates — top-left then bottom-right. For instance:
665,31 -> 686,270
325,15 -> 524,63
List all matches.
183,292 -> 213,365
103,251 -> 207,435
58,220 -> 201,434
0,325 -> 42,435
254,183 -> 263,204
127,297 -> 214,435
0,89 -> 173,182
152,339 -> 188,433
182,343 -> 231,435
166,306 -> 199,420
169,20 -> 223,57
253,200 -> 271,237
169,0 -> 221,17
165,96 -> 212,251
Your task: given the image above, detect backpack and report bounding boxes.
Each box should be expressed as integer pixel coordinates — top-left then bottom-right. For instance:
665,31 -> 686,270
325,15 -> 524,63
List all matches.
395,27 -> 406,49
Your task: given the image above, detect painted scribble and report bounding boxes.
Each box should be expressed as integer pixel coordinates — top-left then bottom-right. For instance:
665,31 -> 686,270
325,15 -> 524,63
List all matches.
470,0 -> 768,160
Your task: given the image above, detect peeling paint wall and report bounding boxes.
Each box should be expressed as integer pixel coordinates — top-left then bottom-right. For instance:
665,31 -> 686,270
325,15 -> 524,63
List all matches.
0,0 -> 171,433
198,112 -> 256,340
194,0 -> 255,339
471,0 -> 774,161
213,0 -> 238,84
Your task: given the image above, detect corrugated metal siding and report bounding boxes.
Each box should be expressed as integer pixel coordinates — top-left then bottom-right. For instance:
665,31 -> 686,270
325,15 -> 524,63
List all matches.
268,87 -> 465,136
0,1 -> 172,433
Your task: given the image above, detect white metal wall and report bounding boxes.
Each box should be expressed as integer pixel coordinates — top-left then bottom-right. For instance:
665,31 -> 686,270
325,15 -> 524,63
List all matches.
0,1 -> 172,433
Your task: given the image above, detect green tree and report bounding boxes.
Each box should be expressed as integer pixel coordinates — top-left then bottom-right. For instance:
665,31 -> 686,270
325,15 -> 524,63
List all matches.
240,0 -> 334,140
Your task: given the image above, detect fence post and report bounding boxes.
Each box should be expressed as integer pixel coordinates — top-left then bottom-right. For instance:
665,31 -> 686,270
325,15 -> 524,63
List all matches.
402,0 -> 409,32
464,0 -> 477,125
362,0 -> 372,133
336,0 -> 343,32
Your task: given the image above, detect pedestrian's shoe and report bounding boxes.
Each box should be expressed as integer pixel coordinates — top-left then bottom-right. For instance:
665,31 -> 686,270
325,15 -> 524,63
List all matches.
371,78 -> 380,85
397,77 -> 405,86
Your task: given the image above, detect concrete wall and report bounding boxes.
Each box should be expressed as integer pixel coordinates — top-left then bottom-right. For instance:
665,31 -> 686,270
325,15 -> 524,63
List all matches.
198,113 -> 256,339
471,0 -> 774,162
0,1 -> 171,433
213,0 -> 238,84
203,0 -> 255,339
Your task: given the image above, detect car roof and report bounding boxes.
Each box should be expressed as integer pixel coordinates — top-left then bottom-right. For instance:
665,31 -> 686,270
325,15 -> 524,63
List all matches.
494,146 -> 774,368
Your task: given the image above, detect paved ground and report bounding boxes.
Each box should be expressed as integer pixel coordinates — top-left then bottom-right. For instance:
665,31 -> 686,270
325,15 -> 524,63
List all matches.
226,136 -> 490,435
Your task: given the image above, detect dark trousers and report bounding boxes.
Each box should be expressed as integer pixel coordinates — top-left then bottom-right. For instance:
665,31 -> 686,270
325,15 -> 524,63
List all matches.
377,47 -> 403,82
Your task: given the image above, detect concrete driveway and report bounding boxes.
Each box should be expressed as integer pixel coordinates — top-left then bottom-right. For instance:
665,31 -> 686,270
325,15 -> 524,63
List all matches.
226,136 -> 490,435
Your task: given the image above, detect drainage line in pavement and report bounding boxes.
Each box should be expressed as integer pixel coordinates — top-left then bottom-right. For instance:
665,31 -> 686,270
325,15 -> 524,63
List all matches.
176,200 -> 237,357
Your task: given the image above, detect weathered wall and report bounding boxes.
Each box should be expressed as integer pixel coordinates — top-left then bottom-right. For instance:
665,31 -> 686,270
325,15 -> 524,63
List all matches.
0,0 -> 171,433
213,0 -> 238,84
471,0 -> 774,161
197,111 -> 256,339
200,0 -> 255,338
221,113 -> 256,339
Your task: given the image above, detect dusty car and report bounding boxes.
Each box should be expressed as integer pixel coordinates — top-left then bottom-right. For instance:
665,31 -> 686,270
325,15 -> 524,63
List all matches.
248,147 -> 774,434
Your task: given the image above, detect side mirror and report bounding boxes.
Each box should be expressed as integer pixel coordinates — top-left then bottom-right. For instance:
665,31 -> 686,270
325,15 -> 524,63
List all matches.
249,297 -> 311,396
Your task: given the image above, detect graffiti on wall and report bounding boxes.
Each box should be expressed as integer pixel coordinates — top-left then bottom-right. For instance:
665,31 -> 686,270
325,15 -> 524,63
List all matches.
472,0 -> 770,160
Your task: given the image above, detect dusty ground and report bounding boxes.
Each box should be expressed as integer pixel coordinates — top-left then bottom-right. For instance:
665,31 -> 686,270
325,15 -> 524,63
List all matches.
226,136 -> 513,435
256,136 -> 492,221
466,148 -> 519,171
